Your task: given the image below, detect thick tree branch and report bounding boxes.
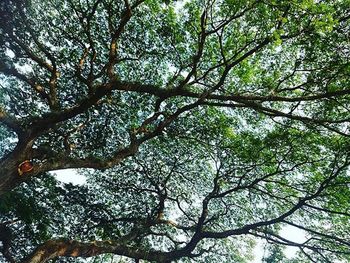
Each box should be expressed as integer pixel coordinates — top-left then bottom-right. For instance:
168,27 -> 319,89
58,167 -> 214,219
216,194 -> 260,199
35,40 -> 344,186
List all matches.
21,239 -> 170,263
112,80 -> 350,104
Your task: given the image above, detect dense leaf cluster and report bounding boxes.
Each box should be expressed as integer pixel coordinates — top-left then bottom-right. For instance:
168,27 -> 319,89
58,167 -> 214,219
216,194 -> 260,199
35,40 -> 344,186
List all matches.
0,0 -> 350,262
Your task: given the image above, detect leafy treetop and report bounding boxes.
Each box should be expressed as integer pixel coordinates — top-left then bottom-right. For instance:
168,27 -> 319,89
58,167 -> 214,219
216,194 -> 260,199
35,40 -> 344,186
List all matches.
0,0 -> 350,262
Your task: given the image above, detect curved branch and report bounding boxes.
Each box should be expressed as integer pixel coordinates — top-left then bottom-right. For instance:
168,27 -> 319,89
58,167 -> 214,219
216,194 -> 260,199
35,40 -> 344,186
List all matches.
21,239 -> 169,263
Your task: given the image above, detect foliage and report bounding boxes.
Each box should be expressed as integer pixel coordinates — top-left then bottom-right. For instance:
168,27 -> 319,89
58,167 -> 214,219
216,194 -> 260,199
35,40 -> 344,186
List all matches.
0,0 -> 350,262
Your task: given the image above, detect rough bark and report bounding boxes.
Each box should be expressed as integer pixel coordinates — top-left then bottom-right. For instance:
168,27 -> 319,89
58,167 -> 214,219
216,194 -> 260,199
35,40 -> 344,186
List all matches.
21,239 -> 171,263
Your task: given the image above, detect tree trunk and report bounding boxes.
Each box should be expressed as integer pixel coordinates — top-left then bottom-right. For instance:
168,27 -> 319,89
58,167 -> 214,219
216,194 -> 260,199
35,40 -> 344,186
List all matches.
0,140 -> 34,195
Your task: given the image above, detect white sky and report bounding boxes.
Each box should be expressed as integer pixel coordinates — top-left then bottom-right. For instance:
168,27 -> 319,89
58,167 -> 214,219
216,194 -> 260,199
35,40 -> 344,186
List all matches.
53,169 -> 86,185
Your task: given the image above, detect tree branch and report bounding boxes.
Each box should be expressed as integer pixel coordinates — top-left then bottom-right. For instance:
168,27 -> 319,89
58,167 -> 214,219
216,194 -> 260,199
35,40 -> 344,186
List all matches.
21,239 -> 170,263
0,106 -> 24,136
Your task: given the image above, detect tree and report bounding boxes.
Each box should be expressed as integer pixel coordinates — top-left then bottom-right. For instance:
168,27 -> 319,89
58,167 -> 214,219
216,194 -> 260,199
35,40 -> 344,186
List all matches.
0,0 -> 350,262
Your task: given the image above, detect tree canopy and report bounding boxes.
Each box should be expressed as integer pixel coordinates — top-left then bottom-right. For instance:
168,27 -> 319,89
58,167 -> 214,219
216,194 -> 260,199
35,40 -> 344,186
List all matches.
0,0 -> 350,262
